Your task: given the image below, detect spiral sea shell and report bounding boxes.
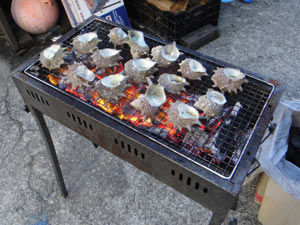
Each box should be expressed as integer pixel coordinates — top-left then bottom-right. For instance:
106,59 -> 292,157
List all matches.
158,73 -> 189,94
151,41 -> 180,67
166,101 -> 202,132
211,68 -> 248,94
194,89 -> 227,118
39,44 -> 66,70
108,27 -> 128,47
178,58 -> 207,80
91,48 -> 122,70
124,58 -> 157,83
72,32 -> 101,55
94,74 -> 130,101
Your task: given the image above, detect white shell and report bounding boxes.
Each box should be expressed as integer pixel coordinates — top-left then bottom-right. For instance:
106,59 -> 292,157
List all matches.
124,58 -> 157,83
167,101 -> 202,132
178,58 -> 207,80
94,74 -> 130,101
101,74 -> 125,88
39,44 -> 65,70
91,48 -> 122,69
211,67 -> 249,94
64,63 -> 95,91
77,32 -> 98,43
126,30 -> 149,58
194,89 -> 227,118
72,32 -> 101,55
130,79 -> 166,119
76,65 -> 96,82
158,73 -> 189,94
108,27 -> 128,47
151,42 -> 180,67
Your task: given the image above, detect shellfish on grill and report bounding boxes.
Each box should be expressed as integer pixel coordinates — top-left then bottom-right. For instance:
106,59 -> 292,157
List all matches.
39,44 -> 66,70
158,73 -> 189,94
194,89 -> 227,118
211,67 -> 248,94
94,74 -> 130,101
130,78 -> 166,120
151,41 -> 180,67
166,101 -> 202,132
91,48 -> 123,70
126,30 -> 150,58
72,32 -> 101,55
178,58 -> 207,80
64,63 -> 96,91
124,58 -> 157,83
108,27 -> 128,47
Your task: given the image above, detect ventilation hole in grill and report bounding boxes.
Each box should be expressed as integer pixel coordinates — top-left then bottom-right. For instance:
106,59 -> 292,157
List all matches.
114,138 -> 118,144
89,124 -> 93,130
45,100 -> 49,106
83,120 -> 87,128
26,90 -> 30,95
171,170 -> 175,176
195,182 -> 200,190
127,144 -> 131,152
67,112 -> 71,118
141,153 -> 145,159
72,114 -> 76,122
134,148 -> 138,156
40,96 -> 45,104
187,177 -> 191,185
203,188 -> 208,193
77,116 -> 82,125
179,173 -> 183,181
35,93 -> 40,102
30,91 -> 36,99
121,141 -> 125,149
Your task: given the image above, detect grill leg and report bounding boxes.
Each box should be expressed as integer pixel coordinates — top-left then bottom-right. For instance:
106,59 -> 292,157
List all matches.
29,106 -> 68,198
209,209 -> 229,225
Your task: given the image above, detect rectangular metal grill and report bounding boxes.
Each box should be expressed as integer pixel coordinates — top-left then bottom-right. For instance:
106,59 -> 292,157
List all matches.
24,19 -> 274,179
12,17 -> 283,225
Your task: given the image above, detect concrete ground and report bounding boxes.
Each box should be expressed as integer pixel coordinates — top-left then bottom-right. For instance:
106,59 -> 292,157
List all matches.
1,0 -> 299,224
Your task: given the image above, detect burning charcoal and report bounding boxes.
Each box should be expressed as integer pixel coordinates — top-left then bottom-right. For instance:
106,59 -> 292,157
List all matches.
126,30 -> 149,58
178,58 -> 207,80
194,89 -> 227,118
124,58 -> 157,83
91,48 -> 123,70
93,74 -> 130,101
108,27 -> 128,47
72,32 -> 101,55
211,68 -> 248,94
166,101 -> 202,132
130,78 -> 166,120
151,42 -> 181,67
183,127 -> 209,149
39,44 -> 66,70
64,63 -> 96,91
158,73 -> 189,94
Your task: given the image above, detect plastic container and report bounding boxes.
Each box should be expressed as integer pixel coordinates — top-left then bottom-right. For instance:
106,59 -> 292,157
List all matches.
124,0 -> 221,42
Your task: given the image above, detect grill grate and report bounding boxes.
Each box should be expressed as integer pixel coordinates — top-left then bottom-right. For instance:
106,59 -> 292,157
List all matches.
24,19 -> 274,178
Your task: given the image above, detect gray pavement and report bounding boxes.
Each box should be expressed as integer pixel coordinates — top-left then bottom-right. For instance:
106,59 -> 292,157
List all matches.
1,0 -> 299,224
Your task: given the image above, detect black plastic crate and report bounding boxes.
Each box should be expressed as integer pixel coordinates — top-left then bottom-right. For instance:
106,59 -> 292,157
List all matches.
124,0 -> 221,43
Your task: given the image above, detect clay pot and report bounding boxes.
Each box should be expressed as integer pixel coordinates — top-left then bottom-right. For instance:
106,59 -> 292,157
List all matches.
11,0 -> 59,34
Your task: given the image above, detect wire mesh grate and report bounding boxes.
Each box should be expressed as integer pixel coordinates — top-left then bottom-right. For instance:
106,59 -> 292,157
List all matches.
24,19 -> 274,179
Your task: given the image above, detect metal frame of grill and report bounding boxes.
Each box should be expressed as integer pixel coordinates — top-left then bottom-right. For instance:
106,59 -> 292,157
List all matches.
12,17 -> 284,225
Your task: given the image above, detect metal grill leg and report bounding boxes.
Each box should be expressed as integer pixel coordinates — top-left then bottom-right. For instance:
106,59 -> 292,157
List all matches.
29,106 -> 68,198
209,209 -> 229,225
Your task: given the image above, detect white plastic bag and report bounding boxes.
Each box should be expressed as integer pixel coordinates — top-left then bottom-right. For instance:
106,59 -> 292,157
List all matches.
258,100 -> 300,200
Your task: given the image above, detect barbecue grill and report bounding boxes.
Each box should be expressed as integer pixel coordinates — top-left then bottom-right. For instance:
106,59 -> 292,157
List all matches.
12,17 -> 283,225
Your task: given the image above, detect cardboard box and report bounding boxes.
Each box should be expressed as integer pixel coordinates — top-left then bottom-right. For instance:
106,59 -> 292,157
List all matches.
63,0 -> 131,28
258,176 -> 300,225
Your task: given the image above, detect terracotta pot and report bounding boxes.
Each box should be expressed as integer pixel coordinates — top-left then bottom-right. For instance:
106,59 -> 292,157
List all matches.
11,0 -> 59,34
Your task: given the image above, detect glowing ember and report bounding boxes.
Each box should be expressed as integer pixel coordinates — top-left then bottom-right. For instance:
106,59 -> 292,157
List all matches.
46,62 -> 228,159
